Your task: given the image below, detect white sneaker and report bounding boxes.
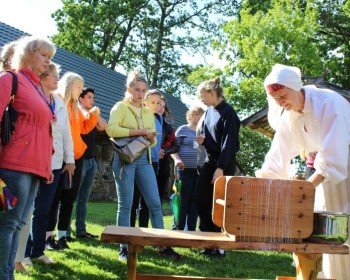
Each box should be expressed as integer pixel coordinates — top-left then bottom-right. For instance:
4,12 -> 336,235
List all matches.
22,257 -> 33,266
37,255 -> 55,264
216,249 -> 225,256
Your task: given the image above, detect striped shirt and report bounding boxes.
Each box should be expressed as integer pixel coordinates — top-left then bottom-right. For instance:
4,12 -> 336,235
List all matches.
175,125 -> 197,169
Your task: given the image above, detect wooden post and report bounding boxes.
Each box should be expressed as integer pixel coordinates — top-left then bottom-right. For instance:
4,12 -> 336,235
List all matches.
127,245 -> 143,280
293,252 -> 322,280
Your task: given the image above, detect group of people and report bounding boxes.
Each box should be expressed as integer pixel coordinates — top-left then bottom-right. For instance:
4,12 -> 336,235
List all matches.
107,64 -> 350,279
0,36 -> 106,280
0,35 -> 350,280
106,71 -> 241,260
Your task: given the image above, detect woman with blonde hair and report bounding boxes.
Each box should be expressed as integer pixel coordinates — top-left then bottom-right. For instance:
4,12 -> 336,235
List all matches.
195,77 -> 240,256
0,40 -> 18,72
45,72 -> 99,249
107,70 -> 180,261
0,36 -> 56,280
24,63 -> 75,264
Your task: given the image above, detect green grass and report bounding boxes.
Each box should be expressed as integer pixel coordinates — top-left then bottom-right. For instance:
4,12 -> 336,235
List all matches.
16,201 -> 295,280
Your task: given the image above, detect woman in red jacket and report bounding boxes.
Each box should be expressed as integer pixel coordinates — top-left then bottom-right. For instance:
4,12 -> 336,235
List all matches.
0,36 -> 56,280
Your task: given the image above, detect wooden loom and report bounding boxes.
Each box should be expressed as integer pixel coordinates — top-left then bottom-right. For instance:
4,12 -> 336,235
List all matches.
213,176 -> 315,242
101,176 -> 348,280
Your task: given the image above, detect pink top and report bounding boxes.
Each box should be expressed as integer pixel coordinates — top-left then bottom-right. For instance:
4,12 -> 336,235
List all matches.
0,69 -> 53,180
306,151 -> 318,168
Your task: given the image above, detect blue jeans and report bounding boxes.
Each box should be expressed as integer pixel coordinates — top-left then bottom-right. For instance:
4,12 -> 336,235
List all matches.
26,169 -> 62,258
75,158 -> 97,235
112,152 -> 164,249
0,169 -> 39,280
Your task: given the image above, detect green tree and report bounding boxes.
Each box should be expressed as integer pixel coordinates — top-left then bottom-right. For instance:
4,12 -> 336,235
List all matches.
219,0 -> 323,112
52,0 -> 149,69
316,0 -> 350,87
189,0 -> 326,174
52,0 -> 240,93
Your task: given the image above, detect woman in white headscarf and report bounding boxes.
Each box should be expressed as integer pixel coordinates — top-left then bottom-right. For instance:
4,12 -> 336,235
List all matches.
256,63 -> 350,279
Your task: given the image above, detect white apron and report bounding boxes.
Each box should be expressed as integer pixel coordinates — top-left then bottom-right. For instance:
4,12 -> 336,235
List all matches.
315,155 -> 350,279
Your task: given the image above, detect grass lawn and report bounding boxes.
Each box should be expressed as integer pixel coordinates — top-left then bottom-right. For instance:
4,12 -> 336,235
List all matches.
16,201 -> 295,280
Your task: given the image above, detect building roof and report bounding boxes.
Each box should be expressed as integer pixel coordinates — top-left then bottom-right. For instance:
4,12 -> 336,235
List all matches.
0,22 -> 188,128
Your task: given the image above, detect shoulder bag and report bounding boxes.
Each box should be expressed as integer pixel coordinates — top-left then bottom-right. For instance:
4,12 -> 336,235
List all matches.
1,71 -> 18,145
110,106 -> 152,164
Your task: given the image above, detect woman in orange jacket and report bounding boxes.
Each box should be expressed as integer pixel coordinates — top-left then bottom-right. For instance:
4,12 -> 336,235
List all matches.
46,72 -> 99,249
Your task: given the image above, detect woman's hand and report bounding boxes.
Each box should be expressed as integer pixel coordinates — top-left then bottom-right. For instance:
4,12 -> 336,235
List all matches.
145,131 -> 156,141
138,128 -> 157,141
61,163 -> 76,183
196,135 -> 205,145
174,159 -> 185,170
307,173 -> 324,188
211,168 -> 223,183
159,149 -> 166,159
89,106 -> 100,116
45,171 -> 54,184
139,128 -> 150,136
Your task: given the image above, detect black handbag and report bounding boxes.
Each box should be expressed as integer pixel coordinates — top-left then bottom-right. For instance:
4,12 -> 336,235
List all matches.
1,71 -> 18,145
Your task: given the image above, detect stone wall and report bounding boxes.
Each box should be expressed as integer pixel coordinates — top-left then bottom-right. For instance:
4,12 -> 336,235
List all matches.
90,133 -> 117,201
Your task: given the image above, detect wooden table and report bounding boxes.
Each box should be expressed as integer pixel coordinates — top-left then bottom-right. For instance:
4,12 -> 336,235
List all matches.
101,226 -> 349,280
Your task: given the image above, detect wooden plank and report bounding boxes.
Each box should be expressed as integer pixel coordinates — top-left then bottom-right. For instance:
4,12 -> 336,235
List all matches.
224,177 -> 314,239
276,276 -> 336,280
213,176 -> 228,228
275,277 -> 333,280
100,226 -> 349,254
137,275 -> 268,280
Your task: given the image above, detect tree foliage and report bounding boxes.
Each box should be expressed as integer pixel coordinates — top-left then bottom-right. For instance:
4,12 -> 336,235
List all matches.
218,0 -> 323,113
51,0 -> 239,93
190,0 -> 350,175
316,0 -> 350,87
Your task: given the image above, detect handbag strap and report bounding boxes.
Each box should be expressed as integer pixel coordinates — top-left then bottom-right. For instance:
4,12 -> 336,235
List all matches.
5,71 -> 18,105
126,105 -> 143,129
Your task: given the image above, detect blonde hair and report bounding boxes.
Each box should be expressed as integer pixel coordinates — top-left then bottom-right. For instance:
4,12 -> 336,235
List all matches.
186,106 -> 205,123
0,40 -> 18,72
11,36 -> 56,71
39,62 -> 61,80
197,77 -> 224,98
57,72 -> 84,118
124,69 -> 148,101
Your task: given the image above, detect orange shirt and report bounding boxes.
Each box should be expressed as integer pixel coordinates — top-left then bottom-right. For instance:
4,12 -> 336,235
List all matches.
67,102 -> 98,160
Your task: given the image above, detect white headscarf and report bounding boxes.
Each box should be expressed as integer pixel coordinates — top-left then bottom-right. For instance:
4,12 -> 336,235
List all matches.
264,64 -> 303,130
264,63 -> 302,91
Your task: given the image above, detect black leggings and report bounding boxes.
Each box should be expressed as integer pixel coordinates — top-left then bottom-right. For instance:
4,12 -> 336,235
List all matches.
47,157 -> 84,231
195,160 -> 236,233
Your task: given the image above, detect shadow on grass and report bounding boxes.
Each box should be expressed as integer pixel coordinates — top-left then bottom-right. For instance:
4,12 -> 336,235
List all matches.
15,202 -> 296,280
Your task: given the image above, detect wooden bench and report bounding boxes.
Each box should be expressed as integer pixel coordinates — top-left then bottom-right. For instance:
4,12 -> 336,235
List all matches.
101,226 -> 348,280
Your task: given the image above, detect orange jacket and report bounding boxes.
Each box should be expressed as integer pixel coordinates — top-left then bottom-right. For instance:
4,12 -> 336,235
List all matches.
67,102 -> 98,160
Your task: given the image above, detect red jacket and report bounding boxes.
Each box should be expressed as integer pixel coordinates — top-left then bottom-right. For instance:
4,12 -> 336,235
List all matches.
0,69 -> 53,181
